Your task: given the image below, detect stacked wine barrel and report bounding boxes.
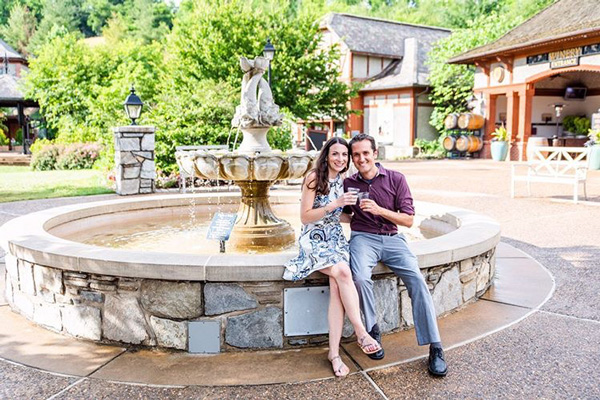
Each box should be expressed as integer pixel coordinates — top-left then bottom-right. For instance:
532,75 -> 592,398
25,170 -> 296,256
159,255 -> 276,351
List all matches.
443,112 -> 484,157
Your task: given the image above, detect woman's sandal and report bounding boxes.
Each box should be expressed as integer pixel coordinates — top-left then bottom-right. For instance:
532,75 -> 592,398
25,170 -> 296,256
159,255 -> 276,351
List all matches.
328,355 -> 349,378
358,335 -> 382,355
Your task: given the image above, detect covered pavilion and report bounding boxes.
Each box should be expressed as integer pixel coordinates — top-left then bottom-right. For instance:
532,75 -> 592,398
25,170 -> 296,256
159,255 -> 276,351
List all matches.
449,0 -> 600,160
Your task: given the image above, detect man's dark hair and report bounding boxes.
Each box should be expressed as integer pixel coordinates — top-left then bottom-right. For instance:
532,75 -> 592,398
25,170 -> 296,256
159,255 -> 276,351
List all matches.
349,133 -> 377,152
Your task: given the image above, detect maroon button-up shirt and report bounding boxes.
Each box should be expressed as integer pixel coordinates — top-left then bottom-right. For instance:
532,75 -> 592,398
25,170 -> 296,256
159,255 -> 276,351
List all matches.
343,163 -> 415,235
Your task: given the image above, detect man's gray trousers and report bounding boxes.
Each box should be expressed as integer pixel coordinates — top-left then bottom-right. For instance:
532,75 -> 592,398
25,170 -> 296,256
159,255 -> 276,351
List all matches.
349,232 -> 441,346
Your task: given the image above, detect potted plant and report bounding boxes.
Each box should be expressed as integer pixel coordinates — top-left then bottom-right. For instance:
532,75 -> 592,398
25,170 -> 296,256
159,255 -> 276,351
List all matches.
587,129 -> 600,170
562,115 -> 577,136
491,125 -> 509,161
574,117 -> 591,137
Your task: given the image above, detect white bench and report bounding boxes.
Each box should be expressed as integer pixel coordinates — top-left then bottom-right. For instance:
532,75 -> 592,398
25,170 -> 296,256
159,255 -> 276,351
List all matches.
175,145 -> 228,192
511,146 -> 590,203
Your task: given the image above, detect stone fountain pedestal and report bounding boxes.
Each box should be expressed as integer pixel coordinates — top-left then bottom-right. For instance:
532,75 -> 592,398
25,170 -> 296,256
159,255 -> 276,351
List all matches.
229,180 -> 296,252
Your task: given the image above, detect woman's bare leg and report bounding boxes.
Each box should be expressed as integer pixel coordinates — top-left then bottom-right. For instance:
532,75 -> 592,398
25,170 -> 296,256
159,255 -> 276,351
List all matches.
321,262 -> 379,352
327,277 -> 349,376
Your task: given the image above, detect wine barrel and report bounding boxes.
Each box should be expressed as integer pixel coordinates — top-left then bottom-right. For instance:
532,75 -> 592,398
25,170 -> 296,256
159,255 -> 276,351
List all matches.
442,136 -> 457,151
456,135 -> 483,153
457,113 -> 484,130
444,113 -> 460,130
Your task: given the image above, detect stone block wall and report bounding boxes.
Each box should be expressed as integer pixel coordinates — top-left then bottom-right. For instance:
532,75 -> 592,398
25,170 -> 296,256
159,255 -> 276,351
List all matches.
4,248 -> 495,352
114,126 -> 155,195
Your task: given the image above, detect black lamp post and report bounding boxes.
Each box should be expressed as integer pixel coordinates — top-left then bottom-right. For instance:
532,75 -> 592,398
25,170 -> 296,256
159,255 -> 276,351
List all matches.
263,38 -> 275,86
124,86 -> 143,125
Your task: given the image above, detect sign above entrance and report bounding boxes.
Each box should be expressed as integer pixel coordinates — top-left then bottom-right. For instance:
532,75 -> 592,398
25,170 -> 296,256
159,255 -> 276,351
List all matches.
527,42 -> 600,68
549,47 -> 582,69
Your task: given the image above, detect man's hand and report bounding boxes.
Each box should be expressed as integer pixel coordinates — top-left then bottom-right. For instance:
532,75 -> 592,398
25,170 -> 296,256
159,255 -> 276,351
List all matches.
359,198 -> 414,228
359,199 -> 383,215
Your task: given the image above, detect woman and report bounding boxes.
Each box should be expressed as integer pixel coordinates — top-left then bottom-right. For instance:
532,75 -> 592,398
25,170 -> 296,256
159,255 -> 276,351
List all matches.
283,137 -> 381,377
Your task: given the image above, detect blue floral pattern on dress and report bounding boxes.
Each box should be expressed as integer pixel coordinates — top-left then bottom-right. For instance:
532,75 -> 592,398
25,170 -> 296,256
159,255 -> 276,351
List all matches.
283,175 -> 349,281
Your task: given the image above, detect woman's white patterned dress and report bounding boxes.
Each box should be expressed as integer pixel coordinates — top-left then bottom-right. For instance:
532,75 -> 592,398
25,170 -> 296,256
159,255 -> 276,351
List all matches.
283,175 -> 349,281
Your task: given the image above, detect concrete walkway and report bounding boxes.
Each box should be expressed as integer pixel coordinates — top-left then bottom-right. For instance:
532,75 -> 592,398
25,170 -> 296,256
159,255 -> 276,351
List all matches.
1,159 -> 599,399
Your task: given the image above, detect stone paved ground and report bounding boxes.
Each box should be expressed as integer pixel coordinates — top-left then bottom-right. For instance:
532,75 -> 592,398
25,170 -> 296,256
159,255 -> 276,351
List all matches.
1,159 -> 599,399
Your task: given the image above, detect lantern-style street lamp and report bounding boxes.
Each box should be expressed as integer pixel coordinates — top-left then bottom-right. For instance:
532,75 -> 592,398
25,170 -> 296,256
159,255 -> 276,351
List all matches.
124,86 -> 143,125
263,38 -> 275,86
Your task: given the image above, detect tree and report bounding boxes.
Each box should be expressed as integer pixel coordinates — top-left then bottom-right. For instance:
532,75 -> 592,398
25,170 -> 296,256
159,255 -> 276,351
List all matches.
28,0 -> 86,53
23,33 -> 163,154
144,0 -> 358,172
0,4 -> 37,56
168,0 -> 356,121
0,0 -> 43,27
122,0 -> 174,43
426,0 -> 554,133
426,13 -> 516,132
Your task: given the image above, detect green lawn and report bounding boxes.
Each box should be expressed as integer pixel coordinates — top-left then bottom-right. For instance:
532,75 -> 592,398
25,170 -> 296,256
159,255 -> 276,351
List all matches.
0,166 -> 114,203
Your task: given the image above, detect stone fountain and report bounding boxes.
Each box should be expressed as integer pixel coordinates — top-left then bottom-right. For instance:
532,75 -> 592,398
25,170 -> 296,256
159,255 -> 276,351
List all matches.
0,54 -> 501,354
176,56 -> 315,252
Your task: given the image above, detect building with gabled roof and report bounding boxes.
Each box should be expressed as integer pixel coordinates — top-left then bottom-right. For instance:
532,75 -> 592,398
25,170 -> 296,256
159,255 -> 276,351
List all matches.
300,13 -> 450,156
449,0 -> 600,161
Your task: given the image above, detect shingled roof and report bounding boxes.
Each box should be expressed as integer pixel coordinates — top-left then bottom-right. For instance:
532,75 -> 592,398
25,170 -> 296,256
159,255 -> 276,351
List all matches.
321,13 -> 450,59
0,74 -> 27,106
0,38 -> 25,61
449,0 -> 600,64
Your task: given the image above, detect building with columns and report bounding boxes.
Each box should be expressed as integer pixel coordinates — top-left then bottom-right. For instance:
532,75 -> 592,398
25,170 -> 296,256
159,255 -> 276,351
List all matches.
299,13 -> 450,155
449,0 -> 600,161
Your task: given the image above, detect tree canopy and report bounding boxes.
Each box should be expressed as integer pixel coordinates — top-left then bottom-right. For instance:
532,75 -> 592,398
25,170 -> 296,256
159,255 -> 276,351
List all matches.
7,0 -> 556,172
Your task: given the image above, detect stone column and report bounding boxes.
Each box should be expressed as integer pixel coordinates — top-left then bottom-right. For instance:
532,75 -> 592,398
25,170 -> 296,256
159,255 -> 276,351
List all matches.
113,126 -> 155,195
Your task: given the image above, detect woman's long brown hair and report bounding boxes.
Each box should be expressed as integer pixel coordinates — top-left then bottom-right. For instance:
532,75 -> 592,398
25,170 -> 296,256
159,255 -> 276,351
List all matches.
306,137 -> 350,196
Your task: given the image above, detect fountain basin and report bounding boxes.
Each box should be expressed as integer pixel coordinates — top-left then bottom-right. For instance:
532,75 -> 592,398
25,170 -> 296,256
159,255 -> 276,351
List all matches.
176,150 -> 317,181
0,192 -> 500,352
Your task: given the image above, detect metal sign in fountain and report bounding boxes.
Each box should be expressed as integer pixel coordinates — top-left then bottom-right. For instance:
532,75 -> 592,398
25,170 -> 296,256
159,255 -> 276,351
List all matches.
176,56 -> 316,252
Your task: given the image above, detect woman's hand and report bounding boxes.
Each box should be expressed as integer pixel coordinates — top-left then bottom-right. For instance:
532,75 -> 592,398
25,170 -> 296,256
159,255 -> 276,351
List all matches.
334,192 -> 358,208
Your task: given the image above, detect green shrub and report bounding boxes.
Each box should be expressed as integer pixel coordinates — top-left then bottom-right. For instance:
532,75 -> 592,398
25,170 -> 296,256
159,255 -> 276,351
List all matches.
56,143 -> 102,170
14,128 -> 22,145
268,126 -> 293,151
30,138 -> 53,153
31,143 -> 63,170
0,130 -> 9,146
31,142 -> 101,170
562,116 -> 590,135
573,117 -> 590,135
414,138 -> 445,158
562,116 -> 577,133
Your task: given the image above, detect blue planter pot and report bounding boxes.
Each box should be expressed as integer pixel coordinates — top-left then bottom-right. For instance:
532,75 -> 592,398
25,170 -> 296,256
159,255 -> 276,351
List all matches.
589,145 -> 600,170
491,141 -> 508,161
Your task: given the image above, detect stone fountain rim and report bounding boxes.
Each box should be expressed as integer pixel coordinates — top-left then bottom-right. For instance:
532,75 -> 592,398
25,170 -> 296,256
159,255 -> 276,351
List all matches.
0,193 -> 501,282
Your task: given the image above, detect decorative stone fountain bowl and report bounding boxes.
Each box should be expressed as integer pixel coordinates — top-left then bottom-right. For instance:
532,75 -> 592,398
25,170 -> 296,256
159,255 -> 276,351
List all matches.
0,193 -> 501,352
176,148 -> 316,252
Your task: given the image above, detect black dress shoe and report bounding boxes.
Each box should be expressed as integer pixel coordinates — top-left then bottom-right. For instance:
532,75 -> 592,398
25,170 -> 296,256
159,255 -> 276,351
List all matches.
428,347 -> 447,377
367,325 -> 385,360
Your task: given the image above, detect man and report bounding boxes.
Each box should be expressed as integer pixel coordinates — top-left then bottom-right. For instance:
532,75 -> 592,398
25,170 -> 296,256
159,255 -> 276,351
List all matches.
343,133 -> 447,377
